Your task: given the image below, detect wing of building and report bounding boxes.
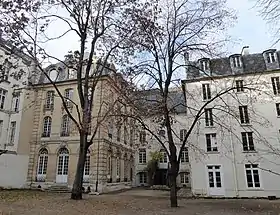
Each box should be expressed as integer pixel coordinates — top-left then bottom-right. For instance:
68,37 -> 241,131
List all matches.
0,41 -> 35,188
183,48 -> 280,197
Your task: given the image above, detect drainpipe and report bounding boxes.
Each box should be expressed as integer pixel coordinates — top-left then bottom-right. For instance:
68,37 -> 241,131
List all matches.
95,79 -> 103,192
226,83 -> 239,197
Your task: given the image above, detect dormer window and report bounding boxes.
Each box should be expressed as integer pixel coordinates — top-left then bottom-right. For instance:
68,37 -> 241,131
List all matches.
232,56 -> 242,68
198,58 -> 210,75
200,60 -> 209,71
49,69 -> 58,81
266,52 -> 276,63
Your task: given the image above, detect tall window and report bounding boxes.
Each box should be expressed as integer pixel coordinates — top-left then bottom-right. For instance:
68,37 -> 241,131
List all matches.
202,84 -> 211,100
159,129 -> 165,138
61,114 -> 70,136
232,56 -> 242,68
64,88 -> 73,107
159,149 -> 168,163
236,80 -> 244,92
276,103 -> 280,117
266,52 -> 276,63
117,124 -> 121,141
239,106 -> 250,124
205,108 -> 214,127
37,148 -> 48,180
139,130 -> 146,143
139,172 -> 147,184
8,121 -> 16,145
0,120 -> 3,138
199,60 -> 210,72
42,116 -> 52,137
0,88 -> 7,110
83,150 -> 90,181
139,149 -> 146,164
180,172 -> 189,184
116,157 -> 120,180
108,121 -> 113,138
271,77 -> 280,95
245,164 -> 260,188
12,93 -> 20,112
180,129 -> 187,142
206,133 -> 218,152
107,153 -> 112,180
45,91 -> 54,109
241,132 -> 255,151
181,147 -> 189,163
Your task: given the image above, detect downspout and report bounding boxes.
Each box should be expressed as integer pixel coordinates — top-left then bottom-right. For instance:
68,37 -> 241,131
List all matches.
226,83 -> 239,197
95,79 -> 103,192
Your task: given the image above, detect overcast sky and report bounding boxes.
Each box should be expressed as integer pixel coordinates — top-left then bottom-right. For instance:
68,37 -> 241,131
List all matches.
43,0 -> 280,61
226,0 -> 280,54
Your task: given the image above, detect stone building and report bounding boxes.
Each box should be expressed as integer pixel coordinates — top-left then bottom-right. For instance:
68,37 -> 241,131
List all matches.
26,61 -> 135,193
0,41 -> 35,188
183,48 -> 280,197
134,89 -> 191,188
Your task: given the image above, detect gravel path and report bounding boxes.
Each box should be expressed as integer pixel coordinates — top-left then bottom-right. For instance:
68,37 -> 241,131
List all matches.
0,190 -> 280,215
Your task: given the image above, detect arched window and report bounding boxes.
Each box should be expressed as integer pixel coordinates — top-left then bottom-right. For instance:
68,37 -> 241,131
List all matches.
37,148 -> 48,181
83,150 -> 90,182
42,116 -> 52,137
56,147 -> 69,183
45,91 -> 54,110
61,115 -> 70,136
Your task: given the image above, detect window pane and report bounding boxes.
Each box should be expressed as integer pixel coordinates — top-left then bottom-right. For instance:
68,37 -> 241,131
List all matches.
208,172 -> 214,187
246,170 -> 253,187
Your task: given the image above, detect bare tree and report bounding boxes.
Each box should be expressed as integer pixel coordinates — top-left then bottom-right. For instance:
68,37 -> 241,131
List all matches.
123,0 -> 235,207
256,0 -> 280,44
0,0 -> 151,199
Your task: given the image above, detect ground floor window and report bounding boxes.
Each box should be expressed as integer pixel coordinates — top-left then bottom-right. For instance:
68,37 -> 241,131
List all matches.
139,172 -> 147,184
245,164 -> 260,188
180,172 -> 189,184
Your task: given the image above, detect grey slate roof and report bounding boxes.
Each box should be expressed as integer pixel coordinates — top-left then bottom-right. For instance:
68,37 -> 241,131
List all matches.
186,50 -> 280,80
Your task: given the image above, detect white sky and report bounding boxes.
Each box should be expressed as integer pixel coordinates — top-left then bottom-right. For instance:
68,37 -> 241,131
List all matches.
43,0 -> 280,61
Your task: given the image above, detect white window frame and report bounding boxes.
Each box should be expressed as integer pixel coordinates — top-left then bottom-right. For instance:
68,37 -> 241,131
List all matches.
8,121 -> 16,145
245,164 -> 261,188
61,115 -> 70,136
45,91 -> 54,109
139,148 -> 146,164
83,151 -> 90,182
0,88 -> 7,110
159,149 -> 168,163
202,84 -> 211,100
139,130 -> 146,143
180,172 -> 189,184
180,147 -> 189,163
239,105 -> 250,124
180,129 -> 187,142
139,172 -> 147,184
12,93 -> 20,112
37,148 -> 48,181
276,103 -> 280,117
0,120 -> 3,139
206,133 -> 218,152
64,88 -> 73,107
266,52 -> 276,63
241,132 -> 255,151
232,56 -> 242,68
116,157 -> 120,179
42,116 -> 52,137
205,108 -> 214,127
271,77 -> 280,95
236,80 -> 244,92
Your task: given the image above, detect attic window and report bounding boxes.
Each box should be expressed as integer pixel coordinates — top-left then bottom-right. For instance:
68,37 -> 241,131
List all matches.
199,59 -> 210,73
266,52 -> 276,63
232,56 -> 242,68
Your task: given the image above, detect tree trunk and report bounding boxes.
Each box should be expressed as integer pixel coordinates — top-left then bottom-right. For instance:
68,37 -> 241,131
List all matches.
169,161 -> 178,207
71,133 -> 88,200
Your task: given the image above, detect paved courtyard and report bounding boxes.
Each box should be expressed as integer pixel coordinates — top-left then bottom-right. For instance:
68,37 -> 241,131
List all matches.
0,189 -> 280,214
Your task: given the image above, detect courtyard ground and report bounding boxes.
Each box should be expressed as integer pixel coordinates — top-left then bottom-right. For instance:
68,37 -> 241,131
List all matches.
0,189 -> 280,215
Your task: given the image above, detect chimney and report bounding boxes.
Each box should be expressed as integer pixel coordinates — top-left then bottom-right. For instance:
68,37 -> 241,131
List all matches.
242,46 -> 250,56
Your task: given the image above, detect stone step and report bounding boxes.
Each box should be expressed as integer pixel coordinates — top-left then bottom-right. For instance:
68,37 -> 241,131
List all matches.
44,185 -> 71,193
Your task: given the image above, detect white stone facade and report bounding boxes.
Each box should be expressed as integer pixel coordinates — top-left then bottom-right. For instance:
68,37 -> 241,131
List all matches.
134,112 -> 191,188
0,45 -> 33,188
183,51 -> 280,197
